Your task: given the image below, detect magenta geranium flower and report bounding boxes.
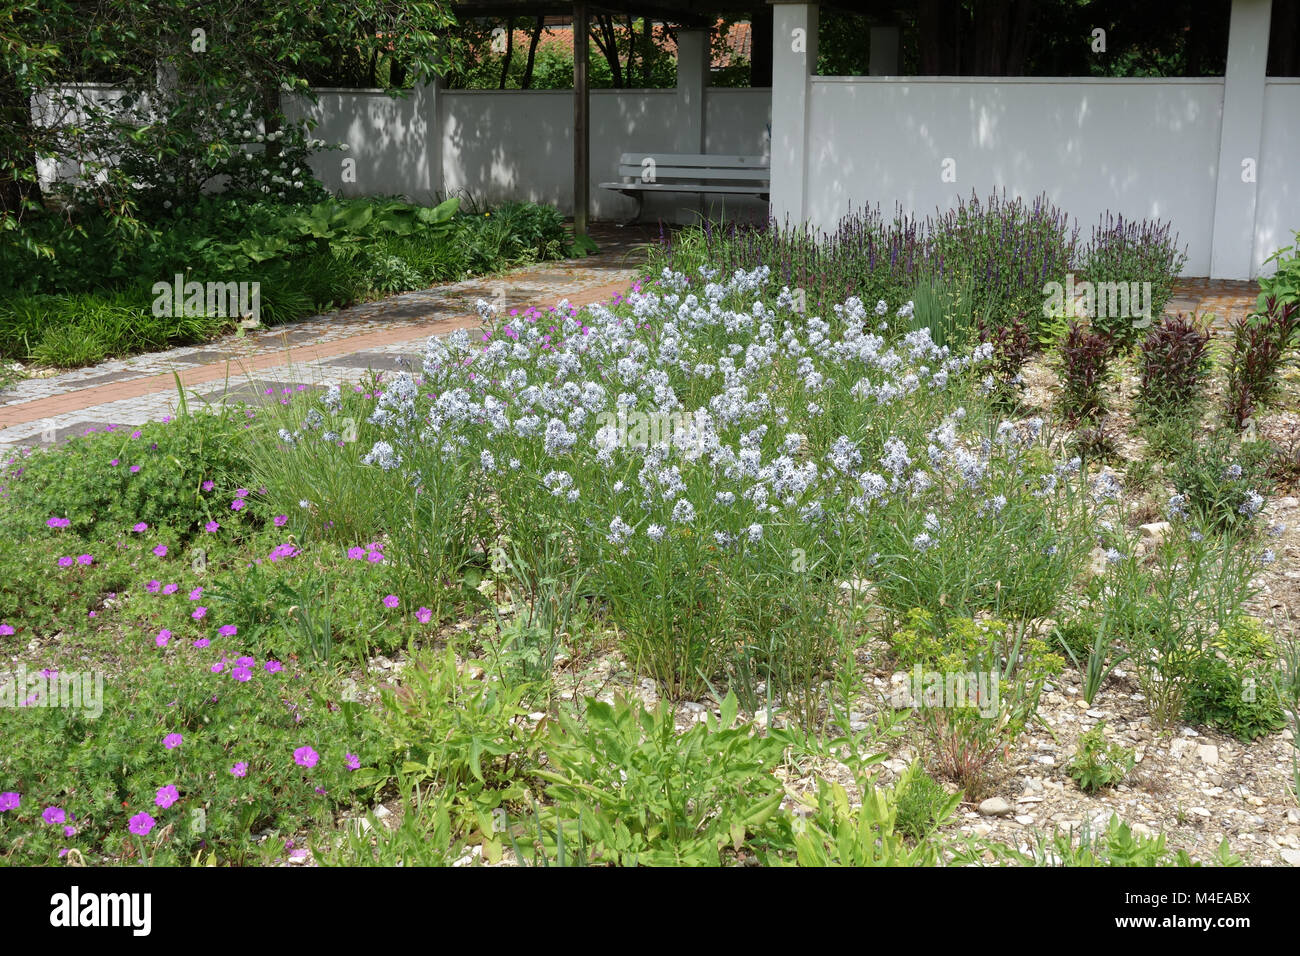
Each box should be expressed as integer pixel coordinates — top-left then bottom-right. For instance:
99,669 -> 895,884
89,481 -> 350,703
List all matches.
155,786 -> 179,809
42,806 -> 66,825
293,746 -> 319,768
231,666 -> 252,682
204,520 -> 219,533
211,662 -> 224,673
77,554 -> 93,565
128,812 -> 156,836
0,623 -> 14,636
152,544 -> 167,557
189,587 -> 203,600
155,629 -> 171,648
366,551 -> 383,563
0,792 -> 19,812
347,546 -> 365,560
235,488 -> 250,498
201,480 -> 214,492
273,514 -> 288,527
382,594 -> 399,609
217,625 -> 237,638
193,637 -> 210,648
230,499 -> 245,511
192,606 -> 207,620
416,607 -> 432,624
264,660 -> 283,674
146,580 -> 161,593
57,556 -> 73,567
161,583 -> 178,595
46,517 -> 70,529
132,522 -> 148,532
345,753 -> 360,771
129,465 -> 141,474
162,733 -> 182,750
230,762 -> 248,778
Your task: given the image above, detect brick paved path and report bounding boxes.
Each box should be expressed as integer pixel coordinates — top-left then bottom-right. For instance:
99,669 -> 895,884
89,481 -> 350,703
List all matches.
0,239 -> 1261,451
0,226 -> 654,449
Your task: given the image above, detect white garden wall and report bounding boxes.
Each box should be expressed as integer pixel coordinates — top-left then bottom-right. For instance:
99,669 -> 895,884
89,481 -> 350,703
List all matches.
284,85 -> 771,224
803,77 -> 1226,276
1254,80 -> 1300,276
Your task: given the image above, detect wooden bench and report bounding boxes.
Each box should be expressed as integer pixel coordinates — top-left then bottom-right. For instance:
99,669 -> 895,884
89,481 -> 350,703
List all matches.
599,153 -> 770,223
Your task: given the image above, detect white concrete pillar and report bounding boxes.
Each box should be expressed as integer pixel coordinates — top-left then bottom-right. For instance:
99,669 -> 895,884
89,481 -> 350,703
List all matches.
869,26 -> 900,76
1211,0 -> 1272,279
769,2 -> 817,227
677,28 -> 710,153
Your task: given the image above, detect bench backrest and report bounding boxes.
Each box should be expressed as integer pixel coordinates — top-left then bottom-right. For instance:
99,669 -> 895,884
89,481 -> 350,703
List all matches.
616,153 -> 769,184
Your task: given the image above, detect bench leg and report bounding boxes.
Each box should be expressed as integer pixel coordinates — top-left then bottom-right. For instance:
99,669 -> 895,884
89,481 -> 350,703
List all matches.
619,192 -> 643,227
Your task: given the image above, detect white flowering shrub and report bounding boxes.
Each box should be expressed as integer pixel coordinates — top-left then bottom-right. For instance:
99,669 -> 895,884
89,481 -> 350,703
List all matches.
262,266 -> 1102,704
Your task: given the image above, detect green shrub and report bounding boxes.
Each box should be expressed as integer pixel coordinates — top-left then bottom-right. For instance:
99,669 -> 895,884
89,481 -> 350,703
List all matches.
1068,722 -> 1135,792
0,408 -> 253,543
1184,616 -> 1287,741
893,761 -> 963,841
535,693 -> 789,866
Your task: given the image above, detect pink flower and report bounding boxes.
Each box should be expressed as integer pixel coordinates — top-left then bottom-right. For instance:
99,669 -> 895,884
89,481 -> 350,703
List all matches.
273,514 -> 288,526
129,465 -> 141,474
230,762 -> 248,777
347,546 -> 365,560
152,544 -> 167,557
42,806 -> 66,825
132,522 -> 148,532
162,733 -> 182,750
0,624 -> 14,636
211,662 -> 225,673
161,583 -> 178,595
232,666 -> 252,682
218,624 -> 237,637
192,606 -> 207,620
189,587 -> 203,600
128,812 -> 156,836
57,556 -> 73,567
345,753 -> 360,771
382,594 -> 399,609
77,554 -> 93,565
293,746 -> 320,768
146,580 -> 161,593
230,499 -> 245,511
155,785 -> 179,809
193,637 -> 210,648
204,520 -> 220,533
155,629 -> 171,648
416,607 -> 432,624
235,488 -> 250,498
201,480 -> 215,492
264,660 -> 283,674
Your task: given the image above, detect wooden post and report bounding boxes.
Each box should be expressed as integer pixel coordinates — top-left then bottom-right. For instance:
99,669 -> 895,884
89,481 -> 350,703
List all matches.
573,1 -> 590,239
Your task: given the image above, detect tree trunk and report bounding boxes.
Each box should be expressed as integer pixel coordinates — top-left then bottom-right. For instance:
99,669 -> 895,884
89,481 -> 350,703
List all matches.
592,14 -> 623,87
522,16 -> 544,88
499,16 -> 515,89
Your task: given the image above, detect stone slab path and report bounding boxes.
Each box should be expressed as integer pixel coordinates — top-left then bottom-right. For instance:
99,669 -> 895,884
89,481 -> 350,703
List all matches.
0,237 -> 1261,451
0,225 -> 655,449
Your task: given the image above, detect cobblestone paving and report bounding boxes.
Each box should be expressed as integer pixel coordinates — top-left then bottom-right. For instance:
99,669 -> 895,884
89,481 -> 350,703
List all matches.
0,237 -> 1261,450
0,225 -> 653,449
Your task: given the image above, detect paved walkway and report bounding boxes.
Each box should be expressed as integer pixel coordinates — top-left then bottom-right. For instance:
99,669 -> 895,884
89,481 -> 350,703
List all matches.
0,225 -> 655,449
0,248 -> 1260,450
